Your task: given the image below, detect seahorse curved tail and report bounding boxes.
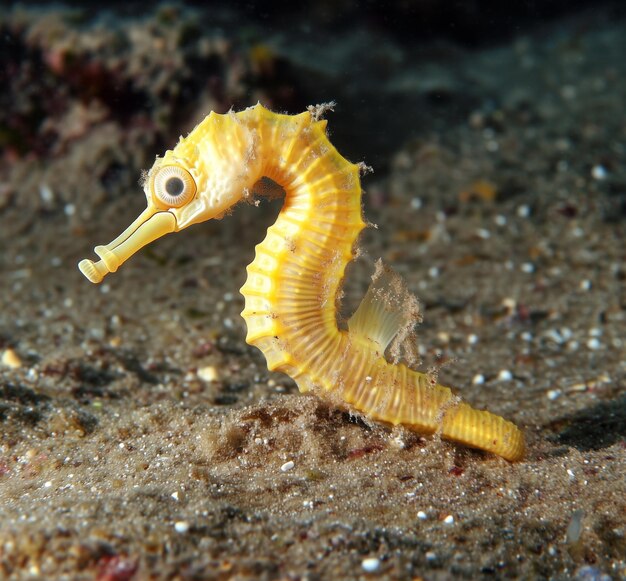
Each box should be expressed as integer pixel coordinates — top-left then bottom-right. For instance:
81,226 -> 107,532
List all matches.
441,402 -> 525,461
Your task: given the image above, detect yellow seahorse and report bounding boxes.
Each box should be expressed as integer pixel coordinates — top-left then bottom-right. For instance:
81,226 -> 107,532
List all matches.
78,104 -> 524,461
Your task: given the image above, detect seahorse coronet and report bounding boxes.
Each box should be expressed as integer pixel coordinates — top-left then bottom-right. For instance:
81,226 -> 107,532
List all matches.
78,103 -> 525,461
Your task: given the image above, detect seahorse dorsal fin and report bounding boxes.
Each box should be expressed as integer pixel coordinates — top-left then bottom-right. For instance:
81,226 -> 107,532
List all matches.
348,259 -> 421,356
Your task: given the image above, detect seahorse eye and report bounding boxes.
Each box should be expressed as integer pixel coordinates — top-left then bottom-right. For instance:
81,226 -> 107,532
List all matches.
152,165 -> 196,208
165,176 -> 184,197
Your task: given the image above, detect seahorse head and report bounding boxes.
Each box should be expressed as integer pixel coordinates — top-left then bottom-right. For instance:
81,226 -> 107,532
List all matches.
78,110 -> 261,283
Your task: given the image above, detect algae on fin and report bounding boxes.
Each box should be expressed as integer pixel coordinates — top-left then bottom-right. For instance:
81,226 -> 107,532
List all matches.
347,259 -> 422,366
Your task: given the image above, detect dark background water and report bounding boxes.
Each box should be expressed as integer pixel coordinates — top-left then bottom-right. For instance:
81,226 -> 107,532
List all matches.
26,0 -> 626,46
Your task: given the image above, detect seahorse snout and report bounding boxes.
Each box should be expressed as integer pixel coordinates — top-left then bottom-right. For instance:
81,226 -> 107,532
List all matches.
79,209 -> 176,283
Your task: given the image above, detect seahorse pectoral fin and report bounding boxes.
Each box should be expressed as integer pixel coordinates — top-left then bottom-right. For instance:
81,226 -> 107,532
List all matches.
78,209 -> 176,283
347,259 -> 421,359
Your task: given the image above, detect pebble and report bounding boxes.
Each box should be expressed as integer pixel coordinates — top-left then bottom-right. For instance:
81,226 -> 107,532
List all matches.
417,510 -> 427,520
425,551 -> 437,562
501,297 -> 516,312
544,329 -> 565,345
443,515 -> 454,525
566,509 -> 585,544
497,369 -> 513,382
586,338 -> 601,350
494,214 -> 507,226
591,165 -> 608,180
280,460 -> 295,472
39,183 -> 54,203
547,389 -> 562,401
197,366 -> 219,382
174,521 -> 190,533
437,332 -> 450,345
1,348 -> 22,369
472,374 -> 485,385
361,558 -> 381,573
567,340 -> 580,352
573,565 -> 612,581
